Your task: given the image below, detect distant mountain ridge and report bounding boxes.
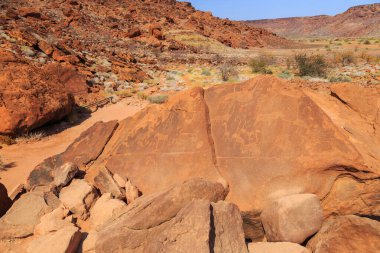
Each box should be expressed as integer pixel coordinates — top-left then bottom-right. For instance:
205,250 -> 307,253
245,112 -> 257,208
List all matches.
246,3 -> 380,38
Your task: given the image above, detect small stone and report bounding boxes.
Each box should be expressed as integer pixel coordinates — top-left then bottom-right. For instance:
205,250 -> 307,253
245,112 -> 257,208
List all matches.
94,167 -> 124,199
89,193 -> 126,228
59,179 -> 98,220
52,162 -> 79,190
125,180 -> 140,204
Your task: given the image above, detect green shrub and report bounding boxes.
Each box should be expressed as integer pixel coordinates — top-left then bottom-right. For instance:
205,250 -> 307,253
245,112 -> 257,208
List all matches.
148,94 -> 168,104
201,69 -> 211,76
277,70 -> 291,79
249,58 -> 272,74
219,64 -> 238,81
364,40 -> 371,45
294,53 -> 328,77
137,91 -> 148,100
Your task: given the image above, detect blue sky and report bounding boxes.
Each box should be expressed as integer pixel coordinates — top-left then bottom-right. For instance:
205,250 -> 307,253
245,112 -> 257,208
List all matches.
184,0 -> 380,20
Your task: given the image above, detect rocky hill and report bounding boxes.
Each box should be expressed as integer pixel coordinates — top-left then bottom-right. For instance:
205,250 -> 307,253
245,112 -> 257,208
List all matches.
247,4 -> 380,38
0,0 -> 292,136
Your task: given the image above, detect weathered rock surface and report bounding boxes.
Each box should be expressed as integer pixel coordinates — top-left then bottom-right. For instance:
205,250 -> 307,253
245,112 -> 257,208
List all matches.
0,53 -> 75,135
0,183 -> 12,217
59,179 -> 98,220
87,76 -> 380,216
261,194 -> 323,243
26,120 -> 119,190
101,88 -> 224,195
125,180 -> 140,204
27,224 -> 81,253
307,215 -> 380,253
0,190 -> 59,239
248,242 -> 311,253
89,193 -> 126,228
95,179 -> 244,253
34,206 -> 71,236
93,167 -> 124,199
60,121 -> 119,166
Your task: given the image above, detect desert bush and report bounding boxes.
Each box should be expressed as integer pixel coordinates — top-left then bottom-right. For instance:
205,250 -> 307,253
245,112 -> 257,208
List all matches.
115,89 -> 133,98
277,70 -> 292,79
219,63 -> 238,81
363,40 -> 371,45
137,91 -> 148,100
0,135 -> 16,145
148,94 -> 168,104
294,53 -> 328,77
15,131 -> 46,144
334,51 -> 356,66
329,76 -> 352,82
249,58 -> 273,74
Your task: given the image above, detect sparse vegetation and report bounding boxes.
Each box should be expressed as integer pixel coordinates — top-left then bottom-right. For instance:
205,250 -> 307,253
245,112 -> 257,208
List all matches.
219,63 -> 238,81
329,75 -> 352,82
363,39 -> 371,45
249,58 -> 273,74
148,94 -> 168,104
334,51 -> 356,66
201,69 -> 211,76
0,156 -> 4,171
137,91 -> 148,100
15,131 -> 46,144
294,53 -> 328,77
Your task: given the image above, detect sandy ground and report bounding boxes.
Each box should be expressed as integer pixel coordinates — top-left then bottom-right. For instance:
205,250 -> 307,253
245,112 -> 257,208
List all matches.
0,98 -> 147,194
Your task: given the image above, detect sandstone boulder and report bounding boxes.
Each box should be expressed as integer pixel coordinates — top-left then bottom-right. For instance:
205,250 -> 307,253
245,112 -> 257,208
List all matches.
96,198 -> 247,253
307,215 -> 380,253
26,120 -> 119,190
0,190 -> 59,239
27,224 -> 81,253
93,167 -> 124,199
59,179 -> 98,220
87,76 -> 380,217
52,163 -> 79,190
34,206 -> 71,235
89,193 -> 126,228
94,179 -> 235,252
0,183 -> 12,218
248,242 -> 311,253
260,194 -> 323,243
0,58 -> 75,135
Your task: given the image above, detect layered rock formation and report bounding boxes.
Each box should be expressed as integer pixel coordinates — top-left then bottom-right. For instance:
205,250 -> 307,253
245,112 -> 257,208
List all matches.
1,76 -> 379,252
247,4 -> 380,38
83,76 -> 380,216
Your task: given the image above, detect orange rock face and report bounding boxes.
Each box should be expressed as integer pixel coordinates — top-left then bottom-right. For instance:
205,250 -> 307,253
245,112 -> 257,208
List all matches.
0,52 -> 75,135
86,76 -> 380,214
26,76 -> 380,218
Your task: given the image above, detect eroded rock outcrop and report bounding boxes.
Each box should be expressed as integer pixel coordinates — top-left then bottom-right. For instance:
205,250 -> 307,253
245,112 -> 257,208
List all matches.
307,215 -> 380,253
95,178 -> 246,253
84,76 -> 380,218
0,51 -> 75,135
